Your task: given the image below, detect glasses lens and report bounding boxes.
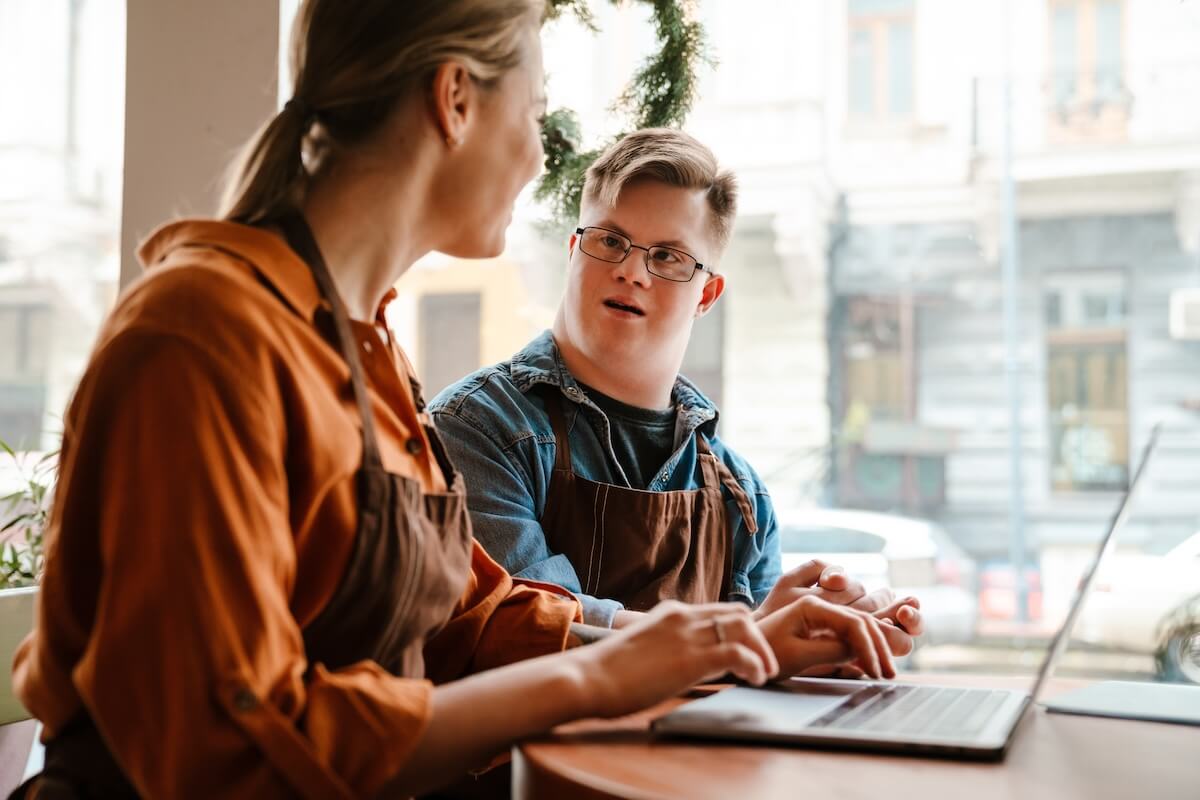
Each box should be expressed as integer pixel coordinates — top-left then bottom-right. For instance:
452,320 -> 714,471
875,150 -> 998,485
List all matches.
581,228 -> 629,262
646,247 -> 697,282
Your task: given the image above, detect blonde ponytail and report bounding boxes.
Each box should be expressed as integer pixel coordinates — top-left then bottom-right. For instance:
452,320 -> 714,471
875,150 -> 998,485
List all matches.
219,0 -> 544,226
221,100 -> 313,225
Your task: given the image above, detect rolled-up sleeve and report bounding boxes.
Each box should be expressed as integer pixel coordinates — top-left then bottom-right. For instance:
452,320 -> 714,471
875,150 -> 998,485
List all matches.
433,408 -> 624,628
17,331 -> 430,798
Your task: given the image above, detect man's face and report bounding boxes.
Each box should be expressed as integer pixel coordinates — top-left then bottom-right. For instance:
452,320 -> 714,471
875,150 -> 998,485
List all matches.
557,178 -> 724,380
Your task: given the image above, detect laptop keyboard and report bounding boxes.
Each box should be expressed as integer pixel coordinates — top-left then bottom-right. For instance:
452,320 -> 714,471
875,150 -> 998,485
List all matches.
809,684 -> 1011,739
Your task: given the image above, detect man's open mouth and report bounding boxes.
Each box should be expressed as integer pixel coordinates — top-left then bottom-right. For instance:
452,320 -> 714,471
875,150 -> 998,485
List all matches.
603,299 -> 645,316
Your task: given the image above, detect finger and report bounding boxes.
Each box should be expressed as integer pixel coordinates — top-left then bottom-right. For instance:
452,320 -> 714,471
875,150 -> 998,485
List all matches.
873,598 -> 926,637
865,614 -> 897,679
690,605 -> 780,677
896,604 -> 925,637
817,563 -> 849,592
723,610 -> 780,678
809,580 -> 868,608
799,663 -> 868,680
849,587 -> 896,613
778,559 -> 830,589
713,642 -> 771,686
875,615 -> 915,657
798,597 -> 892,680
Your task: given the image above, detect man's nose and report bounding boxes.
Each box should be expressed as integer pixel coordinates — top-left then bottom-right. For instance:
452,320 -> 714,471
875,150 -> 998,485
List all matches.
611,246 -> 653,287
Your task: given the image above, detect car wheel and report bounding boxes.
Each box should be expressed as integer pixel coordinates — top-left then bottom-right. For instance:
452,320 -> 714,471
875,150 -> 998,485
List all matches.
1160,623 -> 1200,685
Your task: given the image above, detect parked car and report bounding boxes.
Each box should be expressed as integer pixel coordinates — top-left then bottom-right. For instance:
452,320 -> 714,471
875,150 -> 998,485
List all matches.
1075,531 -> 1200,683
978,561 -> 1044,622
774,508 -> 978,646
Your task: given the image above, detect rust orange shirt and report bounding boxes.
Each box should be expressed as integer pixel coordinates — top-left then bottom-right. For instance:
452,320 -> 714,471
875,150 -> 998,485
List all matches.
12,220 -> 581,799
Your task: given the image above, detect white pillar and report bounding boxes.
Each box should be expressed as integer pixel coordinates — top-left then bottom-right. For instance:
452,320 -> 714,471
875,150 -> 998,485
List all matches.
120,1 -> 280,288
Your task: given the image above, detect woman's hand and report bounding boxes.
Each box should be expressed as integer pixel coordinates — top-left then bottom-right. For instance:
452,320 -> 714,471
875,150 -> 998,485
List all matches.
756,595 -> 903,680
574,601 -> 779,719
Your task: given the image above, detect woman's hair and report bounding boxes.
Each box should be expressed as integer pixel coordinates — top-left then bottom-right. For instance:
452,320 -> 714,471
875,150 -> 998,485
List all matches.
581,128 -> 738,252
221,0 -> 544,225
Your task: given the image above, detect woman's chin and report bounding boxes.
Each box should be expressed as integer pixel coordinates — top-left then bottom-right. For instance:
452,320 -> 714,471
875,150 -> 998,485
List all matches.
441,231 -> 506,261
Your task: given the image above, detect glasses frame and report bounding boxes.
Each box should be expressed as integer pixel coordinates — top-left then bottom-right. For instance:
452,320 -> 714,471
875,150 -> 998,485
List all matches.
575,226 -> 710,283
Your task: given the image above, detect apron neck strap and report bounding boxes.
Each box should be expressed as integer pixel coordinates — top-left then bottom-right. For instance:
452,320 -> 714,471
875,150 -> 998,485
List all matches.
696,435 -> 759,535
276,212 -> 384,471
544,389 -> 574,472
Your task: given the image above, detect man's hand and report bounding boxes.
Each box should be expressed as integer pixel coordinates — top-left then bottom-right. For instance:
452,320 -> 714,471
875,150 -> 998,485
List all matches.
755,559 -> 925,641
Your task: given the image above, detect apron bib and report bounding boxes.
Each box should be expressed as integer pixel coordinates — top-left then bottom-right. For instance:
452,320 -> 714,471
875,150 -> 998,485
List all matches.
538,390 -> 757,611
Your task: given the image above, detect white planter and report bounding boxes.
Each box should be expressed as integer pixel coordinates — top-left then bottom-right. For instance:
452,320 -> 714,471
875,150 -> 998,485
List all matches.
0,586 -> 36,725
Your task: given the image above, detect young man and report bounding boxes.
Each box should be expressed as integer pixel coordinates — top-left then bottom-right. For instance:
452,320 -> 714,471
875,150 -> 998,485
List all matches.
432,129 -> 922,641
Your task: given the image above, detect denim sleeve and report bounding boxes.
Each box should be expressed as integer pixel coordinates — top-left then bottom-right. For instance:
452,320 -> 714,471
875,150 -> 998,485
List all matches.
432,408 -> 624,628
746,491 -> 783,607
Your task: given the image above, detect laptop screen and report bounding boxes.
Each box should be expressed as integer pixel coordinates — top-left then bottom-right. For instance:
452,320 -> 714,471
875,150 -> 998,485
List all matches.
1023,423 -> 1162,706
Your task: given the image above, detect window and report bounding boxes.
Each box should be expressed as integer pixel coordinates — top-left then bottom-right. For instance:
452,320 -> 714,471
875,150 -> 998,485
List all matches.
847,0 -> 915,123
840,297 -> 908,426
0,305 -> 49,449
1047,0 -> 1128,137
0,1 -> 124,453
1045,276 -> 1129,492
681,297 -> 725,409
418,292 -> 482,399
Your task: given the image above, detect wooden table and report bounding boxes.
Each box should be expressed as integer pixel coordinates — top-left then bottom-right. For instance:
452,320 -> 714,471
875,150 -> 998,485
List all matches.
513,674 -> 1200,800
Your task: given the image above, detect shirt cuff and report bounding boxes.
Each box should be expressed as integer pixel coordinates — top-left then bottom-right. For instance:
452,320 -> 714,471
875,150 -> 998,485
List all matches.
579,595 -> 624,628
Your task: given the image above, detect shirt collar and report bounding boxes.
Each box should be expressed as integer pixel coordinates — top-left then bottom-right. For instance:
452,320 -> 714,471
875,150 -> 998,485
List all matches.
509,330 -> 719,431
137,219 -> 399,325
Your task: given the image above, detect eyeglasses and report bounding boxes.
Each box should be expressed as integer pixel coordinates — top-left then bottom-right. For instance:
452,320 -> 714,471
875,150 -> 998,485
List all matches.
575,226 -> 709,283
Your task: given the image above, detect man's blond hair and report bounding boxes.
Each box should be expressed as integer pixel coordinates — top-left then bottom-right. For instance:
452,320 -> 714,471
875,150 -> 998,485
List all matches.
581,128 -> 738,252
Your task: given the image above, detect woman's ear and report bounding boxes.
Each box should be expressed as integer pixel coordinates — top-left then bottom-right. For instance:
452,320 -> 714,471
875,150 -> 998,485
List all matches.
696,273 -> 725,318
429,61 -> 474,147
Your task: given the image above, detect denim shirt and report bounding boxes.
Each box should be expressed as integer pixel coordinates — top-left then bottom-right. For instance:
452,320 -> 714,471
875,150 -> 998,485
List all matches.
429,331 -> 782,627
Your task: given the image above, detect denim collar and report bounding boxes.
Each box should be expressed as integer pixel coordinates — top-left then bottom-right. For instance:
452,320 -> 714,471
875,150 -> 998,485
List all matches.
509,330 -> 719,434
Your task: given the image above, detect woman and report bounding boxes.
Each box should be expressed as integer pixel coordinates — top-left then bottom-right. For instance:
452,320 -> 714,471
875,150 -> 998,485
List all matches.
12,1 -> 898,797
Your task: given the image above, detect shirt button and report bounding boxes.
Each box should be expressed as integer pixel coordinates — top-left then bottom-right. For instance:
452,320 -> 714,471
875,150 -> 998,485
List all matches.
233,687 -> 258,712
362,339 -> 373,354
406,437 -> 425,456
565,387 -> 580,399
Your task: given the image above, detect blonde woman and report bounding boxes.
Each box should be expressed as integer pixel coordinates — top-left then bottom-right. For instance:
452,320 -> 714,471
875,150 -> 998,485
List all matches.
13,2 -> 898,797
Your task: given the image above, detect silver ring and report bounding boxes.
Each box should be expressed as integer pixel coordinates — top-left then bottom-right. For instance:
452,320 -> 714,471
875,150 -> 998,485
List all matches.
711,618 -> 726,645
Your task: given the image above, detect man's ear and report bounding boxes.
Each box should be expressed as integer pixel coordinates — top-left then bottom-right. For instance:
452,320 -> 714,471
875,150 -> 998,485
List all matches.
568,231 -> 578,257
696,273 -> 725,318
429,61 -> 474,146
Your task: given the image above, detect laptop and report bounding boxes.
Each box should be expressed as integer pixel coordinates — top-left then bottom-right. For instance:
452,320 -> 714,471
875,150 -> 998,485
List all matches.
653,425 -> 1163,761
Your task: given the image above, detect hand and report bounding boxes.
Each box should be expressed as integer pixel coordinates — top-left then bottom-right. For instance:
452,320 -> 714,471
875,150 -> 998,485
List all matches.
756,595 -> 901,680
756,559 -> 895,618
756,559 -> 925,635
576,601 -> 779,719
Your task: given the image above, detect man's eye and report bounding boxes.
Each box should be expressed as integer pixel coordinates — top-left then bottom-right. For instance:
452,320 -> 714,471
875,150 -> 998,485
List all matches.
601,236 -> 623,249
653,249 -> 681,264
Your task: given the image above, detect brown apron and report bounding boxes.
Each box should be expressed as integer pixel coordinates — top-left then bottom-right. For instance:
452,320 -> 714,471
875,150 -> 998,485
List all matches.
14,214 -> 474,799
539,390 -> 758,611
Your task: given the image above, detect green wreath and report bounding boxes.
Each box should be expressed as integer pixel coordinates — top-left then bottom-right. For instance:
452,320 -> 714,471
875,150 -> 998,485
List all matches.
538,0 -> 710,226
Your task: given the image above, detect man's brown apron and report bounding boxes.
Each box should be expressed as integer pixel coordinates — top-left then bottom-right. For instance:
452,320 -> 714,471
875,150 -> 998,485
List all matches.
13,214 -> 475,799
538,390 -> 758,611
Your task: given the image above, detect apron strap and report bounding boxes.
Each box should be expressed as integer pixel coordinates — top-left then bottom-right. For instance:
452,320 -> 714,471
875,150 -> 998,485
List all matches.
696,435 -> 759,535
276,213 -> 385,475
544,390 -> 575,473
